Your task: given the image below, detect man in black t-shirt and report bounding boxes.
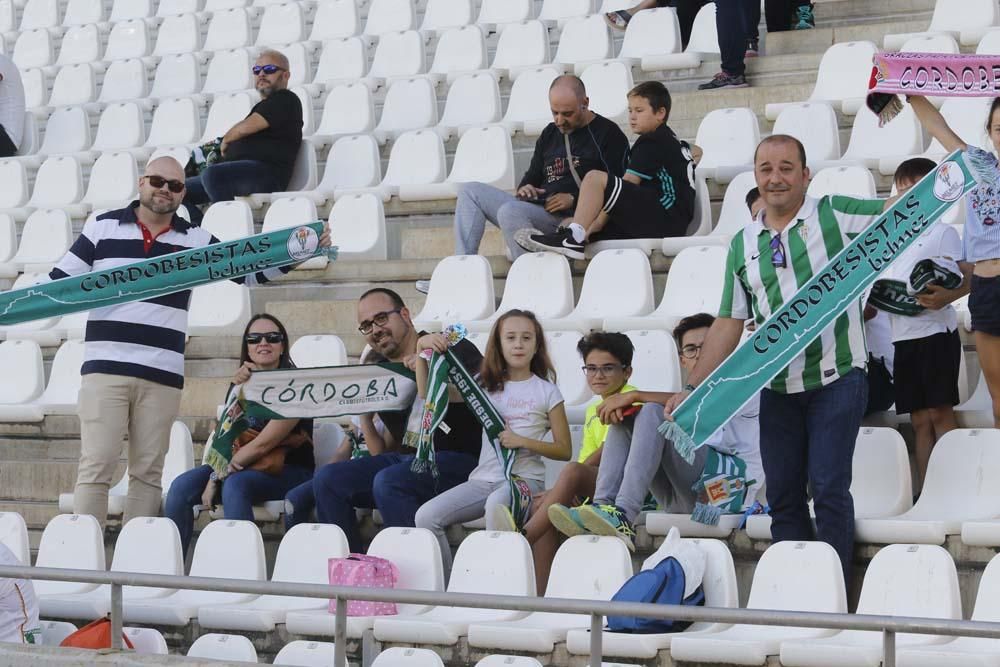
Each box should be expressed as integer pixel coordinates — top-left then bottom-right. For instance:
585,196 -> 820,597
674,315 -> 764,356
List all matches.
517,81 -> 696,260
182,49 -> 303,224
308,288 -> 484,552
437,75 -> 628,282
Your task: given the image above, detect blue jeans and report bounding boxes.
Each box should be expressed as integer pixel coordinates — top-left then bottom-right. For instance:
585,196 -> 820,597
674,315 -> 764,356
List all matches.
312,451 -> 478,552
164,463 -> 313,555
716,0 -> 756,76
759,368 -> 867,583
183,160 -> 288,224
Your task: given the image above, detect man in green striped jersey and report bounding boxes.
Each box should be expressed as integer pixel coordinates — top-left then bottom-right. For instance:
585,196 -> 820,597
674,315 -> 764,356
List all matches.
665,135 -> 884,580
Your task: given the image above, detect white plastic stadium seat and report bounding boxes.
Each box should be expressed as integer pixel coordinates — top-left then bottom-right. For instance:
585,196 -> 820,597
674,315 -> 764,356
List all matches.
275,640 -> 346,667
287,134 -> 382,204
368,30 -> 426,82
20,0 -> 58,29
35,107 -> 93,159
766,41 -> 878,119
82,152 -> 139,211
539,0 -> 593,22
13,207 -> 71,270
0,340 -> 44,414
98,62 -> 149,105
841,106 -> 925,172
489,20 -> 549,80
0,214 -> 15,275
286,526 -> 445,638
125,520 -> 265,625
56,25 -> 101,67
437,72 -> 503,138
48,63 -> 97,107
104,20 -> 150,62
109,0 -> 153,22
346,129 -> 446,201
477,658 -> 543,667
468,536 -> 633,652
421,0 -> 475,32
626,330 -> 682,393
326,194 -> 387,260
187,634 -> 258,662
39,517 -> 185,620
364,0 -> 415,37
34,515 -> 105,600
641,3 -> 718,71
256,2 -> 306,46
374,531 -> 535,645
773,103 -> 842,164
200,93 -> 255,144
63,0 -> 102,26
0,513 -> 30,565
309,0 -> 360,41
477,0 -> 532,27
199,523 -> 350,631
202,48 -> 253,95
467,252 -> 574,332
259,197 -> 327,270
13,29 -> 55,70
897,551 -> 1000,666
544,249 -> 654,333
885,0 -> 998,49
807,166 -> 877,200
201,201 -> 254,241
314,38 -> 369,86
124,627 -> 168,655
372,648 -> 445,667
430,25 -> 488,79
40,621 -> 78,646
580,60 -> 633,125
605,245 -> 725,333
154,13 -> 201,56
412,255 -> 496,330
374,77 -> 439,143
546,330 -> 590,410
204,8 -> 253,51
23,339 -> 85,418
501,66 -> 562,135
400,125 -> 515,201
151,54 -> 203,101
290,335 -> 349,368
669,541 -> 847,665
618,7 -> 682,67
695,107 -> 760,182
567,538 -> 738,659
855,429 -> 1000,545
312,83 -> 376,144
663,171 -> 757,256
553,15 -> 612,73
0,160 -> 30,216
188,282 -> 251,337
780,544 -> 960,667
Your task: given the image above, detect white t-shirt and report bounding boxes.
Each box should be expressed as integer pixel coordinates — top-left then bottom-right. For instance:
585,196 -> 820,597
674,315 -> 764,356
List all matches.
864,309 -> 895,375
0,54 -> 24,149
0,544 -> 40,645
703,392 -> 764,508
883,223 -> 961,343
468,375 -> 564,484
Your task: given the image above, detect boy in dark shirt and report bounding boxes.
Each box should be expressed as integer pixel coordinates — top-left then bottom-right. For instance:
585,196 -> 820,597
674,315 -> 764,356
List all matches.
516,81 -> 696,260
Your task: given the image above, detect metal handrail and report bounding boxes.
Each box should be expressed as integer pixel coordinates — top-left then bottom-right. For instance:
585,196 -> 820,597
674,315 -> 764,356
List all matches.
5,564 -> 1000,667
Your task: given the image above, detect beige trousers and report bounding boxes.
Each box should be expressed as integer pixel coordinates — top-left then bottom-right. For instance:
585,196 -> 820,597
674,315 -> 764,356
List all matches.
74,373 -> 182,529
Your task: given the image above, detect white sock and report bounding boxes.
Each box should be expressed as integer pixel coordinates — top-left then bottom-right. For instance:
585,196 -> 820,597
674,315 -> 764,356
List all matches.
567,223 -> 586,243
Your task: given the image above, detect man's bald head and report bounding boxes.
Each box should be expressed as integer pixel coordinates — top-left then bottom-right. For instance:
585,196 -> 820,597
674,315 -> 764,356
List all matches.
138,156 -> 186,217
144,156 -> 185,181
549,75 -> 591,134
255,49 -> 291,97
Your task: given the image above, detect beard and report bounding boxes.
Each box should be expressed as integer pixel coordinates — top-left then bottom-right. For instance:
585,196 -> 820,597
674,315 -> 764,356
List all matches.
257,82 -> 274,98
141,193 -> 179,215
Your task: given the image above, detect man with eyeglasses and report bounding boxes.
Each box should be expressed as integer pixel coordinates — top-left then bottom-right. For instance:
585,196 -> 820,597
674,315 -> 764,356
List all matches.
664,135 -> 887,582
309,288 -> 485,552
182,49 -> 302,224
47,156 -> 330,529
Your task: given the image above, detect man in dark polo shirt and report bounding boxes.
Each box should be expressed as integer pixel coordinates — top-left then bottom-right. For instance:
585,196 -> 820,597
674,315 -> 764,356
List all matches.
182,49 -> 303,224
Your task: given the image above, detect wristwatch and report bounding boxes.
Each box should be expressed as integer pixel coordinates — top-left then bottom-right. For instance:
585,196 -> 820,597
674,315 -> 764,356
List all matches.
209,471 -> 219,482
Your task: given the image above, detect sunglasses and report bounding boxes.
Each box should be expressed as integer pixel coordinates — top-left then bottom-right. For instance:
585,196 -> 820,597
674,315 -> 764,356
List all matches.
143,175 -> 185,193
245,332 -> 285,345
770,234 -> 787,269
252,64 -> 285,76
358,308 -> 402,335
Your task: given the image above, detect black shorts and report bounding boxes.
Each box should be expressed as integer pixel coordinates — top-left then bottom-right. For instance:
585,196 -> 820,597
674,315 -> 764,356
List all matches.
590,174 -> 689,242
0,124 -> 16,158
970,274 -> 1000,337
891,329 -> 961,414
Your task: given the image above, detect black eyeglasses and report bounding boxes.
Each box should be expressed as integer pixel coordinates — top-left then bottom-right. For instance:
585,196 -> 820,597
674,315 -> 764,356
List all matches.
680,343 -> 703,359
358,308 -> 402,335
252,64 -> 286,76
769,234 -> 787,269
143,175 -> 185,193
245,332 -> 285,345
581,364 -> 625,377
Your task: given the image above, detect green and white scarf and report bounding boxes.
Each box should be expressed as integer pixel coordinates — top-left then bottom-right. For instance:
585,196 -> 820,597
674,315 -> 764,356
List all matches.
0,222 -> 335,326
660,148 -> 985,465
411,325 -> 533,529
869,257 -> 964,316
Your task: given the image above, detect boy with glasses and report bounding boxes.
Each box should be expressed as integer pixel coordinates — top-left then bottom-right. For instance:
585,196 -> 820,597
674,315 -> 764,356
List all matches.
549,314 -> 763,551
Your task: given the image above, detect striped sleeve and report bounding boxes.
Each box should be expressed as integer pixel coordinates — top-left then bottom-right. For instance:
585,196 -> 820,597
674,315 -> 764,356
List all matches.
718,233 -> 750,319
49,220 -> 98,280
828,195 -> 885,234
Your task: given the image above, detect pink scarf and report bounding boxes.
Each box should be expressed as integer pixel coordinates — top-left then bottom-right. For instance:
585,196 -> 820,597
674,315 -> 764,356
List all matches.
866,51 -> 1000,125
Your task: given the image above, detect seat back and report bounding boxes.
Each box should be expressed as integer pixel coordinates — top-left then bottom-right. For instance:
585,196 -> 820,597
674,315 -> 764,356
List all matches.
415,254 -> 495,324
290,335 -> 349,368
270,524 -> 350,605
655,245 -> 727,321
491,20 -> 548,72
772,102 -> 841,163
502,66 -> 560,128
157,0 -> 200,15
204,7 -> 252,51
852,428 -> 912,519
256,2 -> 305,46
202,48 -> 253,95
320,134 -> 382,190
807,165 -> 877,199
369,30 -> 425,79
150,53 -> 202,99
376,77 -> 438,137
544,330 -> 588,406
900,32 -> 960,54
641,537 -> 738,630
188,281 -> 251,336
0,341 -> 44,406
695,107 -> 760,171
447,126 -> 514,189
927,97 -> 994,155
368,527 -> 446,615
430,24 -> 487,75
684,2 -> 719,55
201,201 -> 255,241
0,213 -> 13,263
382,130 -> 446,188
363,0 -> 415,36
810,41 -> 878,103
843,105 -> 925,162
0,513 -> 30,565
99,59 -> 148,103
317,82 -> 376,137
0,161 -> 28,209
580,60 -> 632,123
547,535 -> 632,600
147,95 -> 201,146
14,209 -> 72,266
497,252 -> 574,319
201,92 -> 254,142
187,633 -> 258,661
476,658 -> 543,667
315,37 -> 368,83
275,640 -> 345,667
971,552 -> 1000,621
112,518 -> 185,596
105,19 -> 150,61
310,0 -> 360,41
37,106 -> 91,156
40,621 -> 78,646
327,194 -> 387,259
13,29 -> 54,70
572,249 -> 654,319
83,152 -> 139,210
913,429 -> 1000,516
625,330 -> 682,392
162,421 -> 195,494
478,0 -> 532,25
447,531 -> 535,596
372,648 -> 444,667
262,196 -> 318,232
124,627 -> 168,655
109,0 -> 153,22
185,521 -> 266,602
154,12 -> 201,55
619,7 -> 681,59
538,0 -> 593,21
553,15 -> 611,66
37,339 -> 86,409
63,0 -> 103,25
440,73 -> 501,130
747,541 -> 846,613
48,63 -> 96,107
421,0 -> 474,31
35,514 -> 106,595
977,27 -> 1000,54
857,544 -> 961,623
932,0 -> 999,32
19,0 -> 60,31
714,171 -> 758,237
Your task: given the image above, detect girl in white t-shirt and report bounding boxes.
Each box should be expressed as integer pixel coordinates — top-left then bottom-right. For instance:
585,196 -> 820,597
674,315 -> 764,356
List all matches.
414,309 -> 571,575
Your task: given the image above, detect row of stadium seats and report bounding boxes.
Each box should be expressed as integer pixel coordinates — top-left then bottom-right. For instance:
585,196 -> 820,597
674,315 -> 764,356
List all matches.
15,510 -> 1000,664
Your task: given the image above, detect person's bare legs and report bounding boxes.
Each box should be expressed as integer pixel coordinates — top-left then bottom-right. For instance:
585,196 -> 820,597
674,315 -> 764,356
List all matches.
523,463 -> 597,594
926,405 -> 958,480
910,409 -> 934,493
975,330 -> 1000,428
573,170 -> 611,238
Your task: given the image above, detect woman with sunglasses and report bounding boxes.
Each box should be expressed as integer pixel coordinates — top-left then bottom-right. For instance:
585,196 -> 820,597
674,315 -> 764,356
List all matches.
164,314 -> 314,555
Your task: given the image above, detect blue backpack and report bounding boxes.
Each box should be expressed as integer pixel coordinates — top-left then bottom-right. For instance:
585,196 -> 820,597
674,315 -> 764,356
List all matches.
605,556 -> 705,634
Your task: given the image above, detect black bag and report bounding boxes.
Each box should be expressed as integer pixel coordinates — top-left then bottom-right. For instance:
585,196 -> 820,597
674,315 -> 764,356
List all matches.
865,353 -> 894,415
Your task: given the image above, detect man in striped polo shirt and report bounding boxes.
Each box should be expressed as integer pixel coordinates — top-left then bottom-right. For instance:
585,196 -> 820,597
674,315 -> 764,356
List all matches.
49,156 -> 329,529
665,135 -> 884,580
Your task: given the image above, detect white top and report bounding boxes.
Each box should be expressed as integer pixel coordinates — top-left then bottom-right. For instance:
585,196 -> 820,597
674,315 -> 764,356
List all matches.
704,392 -> 764,508
0,54 -> 24,149
0,544 -> 40,645
468,375 -> 564,484
865,309 -> 895,374
883,223 -> 961,342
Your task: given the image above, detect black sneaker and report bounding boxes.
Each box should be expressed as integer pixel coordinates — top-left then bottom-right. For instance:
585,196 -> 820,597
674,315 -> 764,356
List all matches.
745,38 -> 759,58
514,227 -> 585,260
698,71 -> 749,90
